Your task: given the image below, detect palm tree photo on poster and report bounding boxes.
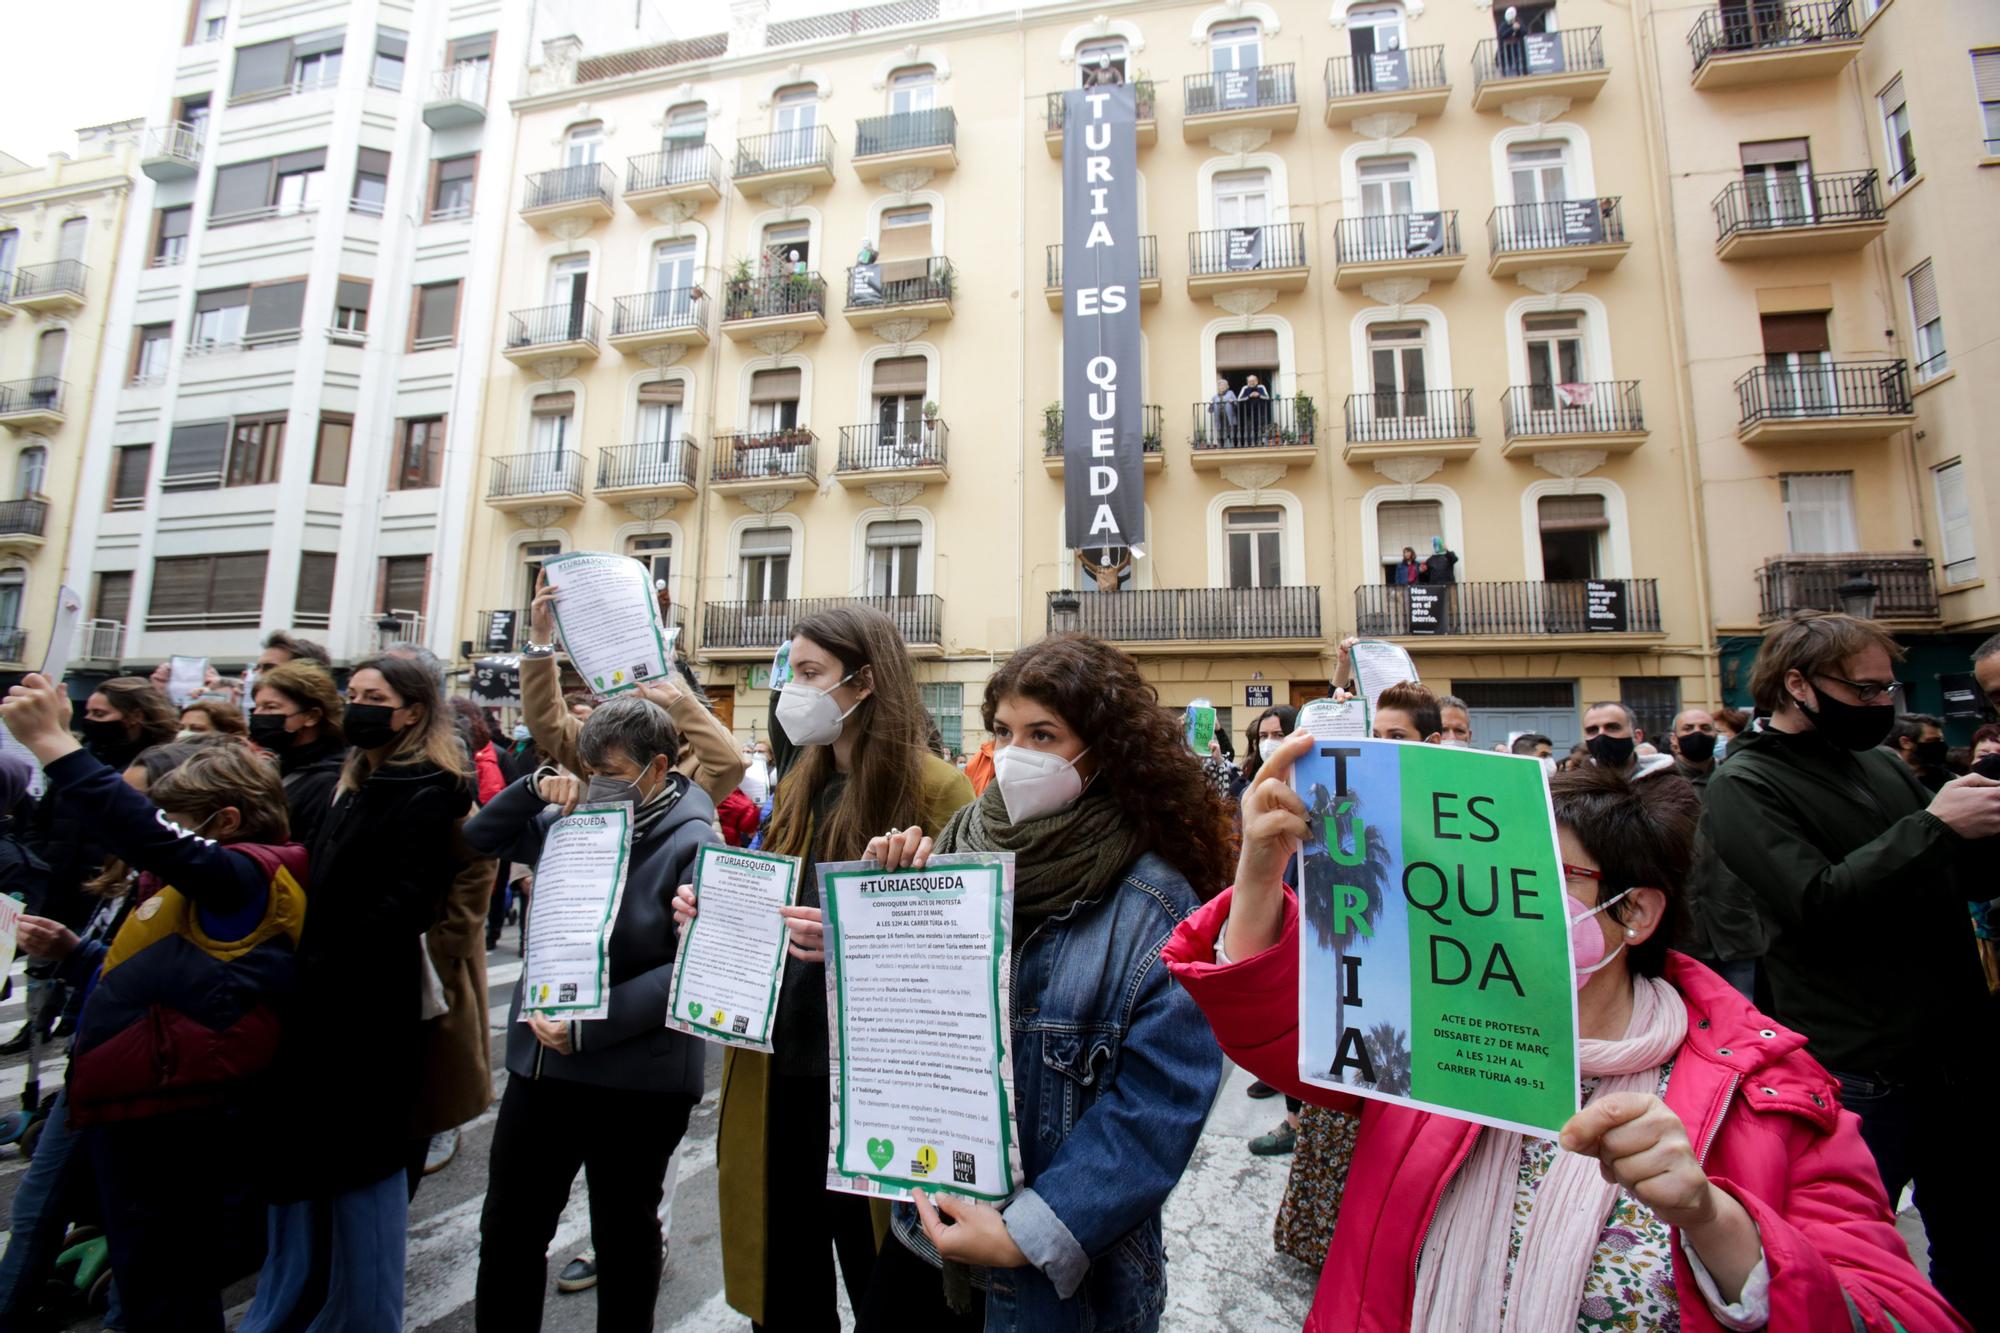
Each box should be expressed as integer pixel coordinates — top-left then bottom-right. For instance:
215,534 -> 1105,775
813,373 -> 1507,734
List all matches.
1299,781 -> 1410,1095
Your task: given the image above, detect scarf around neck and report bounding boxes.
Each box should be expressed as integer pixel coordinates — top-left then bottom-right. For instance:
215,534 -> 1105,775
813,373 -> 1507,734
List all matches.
932,781 -> 1138,925
1410,973 -> 1689,1333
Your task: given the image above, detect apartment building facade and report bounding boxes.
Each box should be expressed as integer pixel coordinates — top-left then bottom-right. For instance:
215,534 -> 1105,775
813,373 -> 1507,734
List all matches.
460,0 -> 1721,753
0,128 -> 138,674
59,0 -> 529,683
1634,0 -> 2000,737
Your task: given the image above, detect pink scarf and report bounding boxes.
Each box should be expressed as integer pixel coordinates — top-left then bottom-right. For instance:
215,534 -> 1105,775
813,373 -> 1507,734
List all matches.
1409,975 -> 1688,1333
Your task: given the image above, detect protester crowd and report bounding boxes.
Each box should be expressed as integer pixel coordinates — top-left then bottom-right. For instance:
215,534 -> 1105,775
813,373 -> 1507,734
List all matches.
0,599 -> 1986,1332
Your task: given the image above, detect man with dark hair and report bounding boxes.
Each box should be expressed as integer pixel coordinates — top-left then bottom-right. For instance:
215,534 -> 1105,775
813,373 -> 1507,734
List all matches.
1668,708 -> 1765,1000
1581,700 -> 1676,779
1974,632 -> 2000,713
1706,611 -> 2000,1328
1885,711 -> 1950,792
257,631 -> 332,673
1508,732 -> 1552,758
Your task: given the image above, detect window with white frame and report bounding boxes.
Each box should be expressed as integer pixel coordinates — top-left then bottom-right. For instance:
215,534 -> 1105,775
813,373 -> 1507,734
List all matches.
372,29 -> 405,91
15,446 -> 46,500
548,254 -> 589,307
1076,38 -> 1128,86
1934,460 -> 1977,585
1209,21 -> 1262,73
289,32 -> 342,91
522,540 -> 560,609
740,527 -> 792,603
628,533 -> 673,591
194,0 -> 227,42
772,85 -> 819,165
1907,259 -> 1947,381
1368,323 -> 1430,418
1213,169 -> 1271,228
1225,506 -> 1285,588
1357,155 -> 1417,216
651,239 -> 697,318
1976,50 -> 2000,154
665,103 -> 706,153
762,219 -> 810,273
1879,75 -> 1916,186
888,66 -> 936,114
530,392 -> 574,458
0,570 -> 23,638
872,355 -> 928,449
865,519 -> 922,596
921,683 -> 964,753
1524,312 -> 1585,406
1780,472 -> 1857,554
748,367 -> 801,434
565,122 -> 605,167
637,380 -> 683,449
1377,499 -> 1443,582
1508,142 -> 1570,205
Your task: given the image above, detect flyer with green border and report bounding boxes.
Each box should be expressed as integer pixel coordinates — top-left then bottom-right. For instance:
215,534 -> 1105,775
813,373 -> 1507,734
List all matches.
666,844 -> 798,1052
521,803 -> 632,1021
820,853 -> 1019,1203
541,550 -> 674,698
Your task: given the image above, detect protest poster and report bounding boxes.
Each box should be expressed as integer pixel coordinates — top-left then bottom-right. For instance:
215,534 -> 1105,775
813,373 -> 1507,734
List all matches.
37,586 -> 81,684
666,844 -> 797,1052
1292,739 -> 1576,1135
1299,697 -> 1366,740
1523,31 -> 1566,74
470,656 -> 522,710
543,552 -> 674,698
1560,199 -> 1606,246
1225,226 -> 1264,270
1368,47 -> 1410,92
1404,212 -> 1446,257
484,609 -> 518,653
821,853 -> 1021,1203
1348,639 -> 1420,723
1185,700 -> 1217,755
167,656 -> 208,707
1407,586 -> 1446,634
521,803 -> 632,1022
1584,580 -> 1627,633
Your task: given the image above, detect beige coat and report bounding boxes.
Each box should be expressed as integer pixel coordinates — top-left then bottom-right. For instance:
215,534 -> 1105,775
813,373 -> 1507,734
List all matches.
521,652 -> 745,806
414,847 -> 496,1136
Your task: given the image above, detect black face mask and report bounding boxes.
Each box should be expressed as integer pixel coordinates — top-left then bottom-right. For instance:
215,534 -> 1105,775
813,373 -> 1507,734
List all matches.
248,714 -> 295,750
341,703 -> 404,751
79,718 -> 130,753
1586,733 -> 1635,769
1675,732 -> 1717,764
1797,689 -> 1896,752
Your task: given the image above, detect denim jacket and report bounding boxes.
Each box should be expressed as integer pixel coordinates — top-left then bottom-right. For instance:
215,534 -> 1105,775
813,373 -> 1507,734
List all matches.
894,851 -> 1224,1332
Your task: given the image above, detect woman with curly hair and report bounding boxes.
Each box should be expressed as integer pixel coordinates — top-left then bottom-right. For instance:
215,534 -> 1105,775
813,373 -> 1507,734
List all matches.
843,632 -> 1230,1332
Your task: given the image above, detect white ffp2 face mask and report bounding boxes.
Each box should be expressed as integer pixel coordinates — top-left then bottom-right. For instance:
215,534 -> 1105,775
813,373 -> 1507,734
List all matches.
992,744 -> 1090,825
774,673 -> 858,747
1257,738 -> 1281,763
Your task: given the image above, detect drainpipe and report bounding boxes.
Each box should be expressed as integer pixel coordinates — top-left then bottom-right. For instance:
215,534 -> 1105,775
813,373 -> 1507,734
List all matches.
1013,11 -> 1029,656
690,107 -> 736,715
1630,1 -> 1721,705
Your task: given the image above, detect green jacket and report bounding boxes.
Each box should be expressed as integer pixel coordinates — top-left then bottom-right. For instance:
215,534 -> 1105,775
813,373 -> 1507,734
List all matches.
1676,760 -> 1772,965
1705,723 -> 1983,1075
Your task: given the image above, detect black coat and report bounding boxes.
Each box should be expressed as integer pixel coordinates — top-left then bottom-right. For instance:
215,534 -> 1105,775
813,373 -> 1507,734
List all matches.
277,735 -> 348,852
270,759 -> 468,1199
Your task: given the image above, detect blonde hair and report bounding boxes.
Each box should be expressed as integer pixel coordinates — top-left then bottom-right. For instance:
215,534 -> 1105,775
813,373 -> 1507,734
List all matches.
338,654 -> 470,793
151,743 -> 291,844
255,660 -> 344,729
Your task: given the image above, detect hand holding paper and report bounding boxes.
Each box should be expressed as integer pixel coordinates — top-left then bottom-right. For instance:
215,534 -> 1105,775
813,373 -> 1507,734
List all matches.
1,674 -> 80,766
913,1192 -> 1028,1269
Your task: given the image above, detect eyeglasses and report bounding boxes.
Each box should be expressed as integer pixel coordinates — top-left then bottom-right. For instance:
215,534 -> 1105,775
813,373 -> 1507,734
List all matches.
1812,674 -> 1904,705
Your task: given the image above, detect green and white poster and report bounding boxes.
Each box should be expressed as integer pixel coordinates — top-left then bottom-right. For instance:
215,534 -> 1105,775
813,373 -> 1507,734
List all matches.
666,845 -> 798,1052
820,853 -> 1020,1203
542,551 -> 674,698
1293,739 -> 1578,1135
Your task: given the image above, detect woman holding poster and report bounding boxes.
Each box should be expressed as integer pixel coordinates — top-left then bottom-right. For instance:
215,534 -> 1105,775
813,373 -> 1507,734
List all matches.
1164,754 -> 1967,1332
845,633 -> 1230,1333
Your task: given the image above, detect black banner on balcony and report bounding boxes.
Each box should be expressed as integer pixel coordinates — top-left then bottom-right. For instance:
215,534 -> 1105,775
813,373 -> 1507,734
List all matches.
850,263 -> 883,305
1369,48 -> 1410,91
485,609 -> 517,653
1940,672 -> 1984,721
1226,226 -> 1264,270
1408,585 -> 1445,634
1062,85 -> 1145,552
1523,32 -> 1565,74
1405,212 -> 1446,256
1585,580 -> 1626,633
1218,67 -> 1258,108
1559,200 -> 1605,245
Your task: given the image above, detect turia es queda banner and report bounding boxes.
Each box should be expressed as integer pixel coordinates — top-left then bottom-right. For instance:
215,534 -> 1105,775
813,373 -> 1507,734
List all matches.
1060,84 -> 1145,552
1293,739 -> 1578,1135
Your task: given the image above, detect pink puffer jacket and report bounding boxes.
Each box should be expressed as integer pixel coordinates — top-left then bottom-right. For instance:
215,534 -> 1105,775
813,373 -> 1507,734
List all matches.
1162,888 -> 1969,1333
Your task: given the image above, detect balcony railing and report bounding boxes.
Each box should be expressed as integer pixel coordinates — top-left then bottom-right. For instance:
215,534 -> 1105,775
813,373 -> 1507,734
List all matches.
1191,396 -> 1317,450
0,377 -> 66,417
79,618 -> 124,662
1501,381 -> 1644,438
488,451 -> 584,500
598,439 -> 699,491
1184,63 -> 1298,116
1688,1 -> 1858,74
1188,222 -> 1307,276
703,595 -> 942,651
1712,169 -> 1882,241
1043,83 -> 1157,130
1356,580 -> 1662,637
1334,211 -> 1462,265
1734,360 -> 1911,426
725,273 -> 826,322
431,63 -> 491,105
523,162 -> 616,212
1042,405 -> 1164,457
837,421 -> 947,472
0,627 -> 25,664
506,301 -> 601,350
1757,555 -> 1937,622
361,611 -> 426,652
1325,46 -> 1448,100
628,143 -> 725,195
611,288 -> 708,339
0,499 -> 48,537
145,123 -> 202,166
1046,236 -> 1158,287
1489,198 -> 1625,253
844,257 -> 952,310
855,107 -> 956,158
1474,26 -> 1606,88
1046,587 -> 1322,642
734,126 -> 835,178
1344,389 -> 1476,444
712,430 -> 818,484
12,261 -> 87,303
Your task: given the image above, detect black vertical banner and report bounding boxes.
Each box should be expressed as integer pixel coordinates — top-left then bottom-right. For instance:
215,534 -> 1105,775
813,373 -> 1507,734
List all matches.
1062,85 -> 1145,551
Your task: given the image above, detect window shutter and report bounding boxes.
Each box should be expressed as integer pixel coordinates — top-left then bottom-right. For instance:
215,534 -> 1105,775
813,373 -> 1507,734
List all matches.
148,558 -> 210,621
381,556 -> 429,613
195,286 -> 248,314
740,526 -> 792,556
1216,330 -> 1279,370
450,33 -> 494,61
1974,50 -> 2000,102
866,519 -> 923,547
1908,260 -> 1939,327
355,148 -> 391,178
246,280 -> 307,338
1882,74 -> 1905,112
158,207 -> 190,241
870,356 -> 927,395
295,552 -> 336,618
749,368 -> 802,402
1377,500 -> 1443,563
437,155 -> 476,182
1537,494 -> 1608,532
337,278 -> 371,313
638,380 -> 685,405
531,392 -> 575,415
1759,312 -> 1831,354
164,422 -> 229,484
113,446 -> 151,500
95,571 -> 132,624
375,28 -> 407,58
212,160 -> 272,217
33,331 -> 66,380
416,281 -> 459,343
1935,462 -> 1975,568
231,39 -> 291,97
274,149 -> 327,175
290,29 -> 344,57
1739,138 -> 1811,167
212,553 -> 269,613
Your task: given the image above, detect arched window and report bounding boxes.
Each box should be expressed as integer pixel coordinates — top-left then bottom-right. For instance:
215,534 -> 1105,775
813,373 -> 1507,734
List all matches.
1367,322 -> 1430,418
864,518 -> 922,596
739,526 -> 791,603
15,445 -> 46,499
1377,499 -> 1444,582
33,329 -> 66,387
1209,20 -> 1262,72
888,65 -> 936,114
627,532 -> 672,590
870,354 -> 929,450
1224,505 -> 1285,587
1523,310 -> 1587,406
1537,494 -> 1608,580
664,102 -> 706,152
564,121 -> 604,167
772,85 -> 819,166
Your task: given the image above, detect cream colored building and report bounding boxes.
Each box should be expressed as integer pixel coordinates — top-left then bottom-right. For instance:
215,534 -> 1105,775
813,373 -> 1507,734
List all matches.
460,0 -> 1729,753
1634,0 -> 1999,735
0,126 -> 137,673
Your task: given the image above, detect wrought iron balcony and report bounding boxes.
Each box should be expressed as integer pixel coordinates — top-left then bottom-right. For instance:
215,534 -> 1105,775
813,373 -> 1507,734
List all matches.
723,273 -> 826,326
11,261 -> 87,310
836,421 -> 947,479
626,143 -> 725,201
597,439 -> 699,495
1046,587 -> 1321,645
0,377 -> 67,425
1324,46 -> 1450,120
1343,389 -> 1477,455
1183,63 -> 1298,117
1757,555 -> 1938,623
486,451 -> 585,504
1487,199 -> 1629,275
1040,405 -> 1164,464
853,108 -> 957,178
1043,83 -> 1157,136
1500,381 -> 1646,450
141,123 -> 202,181
1355,580 -> 1662,637
521,163 -> 616,223
1712,170 -> 1884,258
1190,396 -> 1317,456
1045,236 -> 1159,289
1332,211 -> 1465,287
504,302 -> 601,356
0,499 -> 48,540
843,257 -> 954,324
609,288 -> 710,350
703,595 -> 942,654
1688,1 -> 1860,89
1734,361 -> 1913,442
0,627 -> 25,664
711,430 -> 818,488
733,126 -> 836,187
1471,27 -> 1608,110
1187,222 -> 1308,293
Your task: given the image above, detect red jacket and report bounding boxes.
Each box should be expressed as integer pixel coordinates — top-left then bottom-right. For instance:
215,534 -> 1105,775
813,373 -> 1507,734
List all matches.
716,788 -> 760,847
1162,888 -> 1968,1333
473,742 -> 505,806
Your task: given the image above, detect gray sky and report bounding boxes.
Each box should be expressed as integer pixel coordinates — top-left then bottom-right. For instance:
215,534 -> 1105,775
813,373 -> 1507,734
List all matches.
0,2 -> 177,163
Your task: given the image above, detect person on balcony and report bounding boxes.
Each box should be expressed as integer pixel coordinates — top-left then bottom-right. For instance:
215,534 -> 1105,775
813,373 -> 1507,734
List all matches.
1237,375 -> 1271,445
1391,547 -> 1422,586
1208,377 -> 1238,444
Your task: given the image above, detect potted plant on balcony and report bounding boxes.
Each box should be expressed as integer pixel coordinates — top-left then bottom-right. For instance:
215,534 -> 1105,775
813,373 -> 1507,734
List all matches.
1293,393 -> 1318,445
932,257 -> 957,300
1042,402 -> 1062,453
922,400 -> 940,428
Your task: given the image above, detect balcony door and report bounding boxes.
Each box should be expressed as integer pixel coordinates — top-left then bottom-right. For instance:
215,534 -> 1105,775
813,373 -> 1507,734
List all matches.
1741,139 -> 1813,227
1349,5 -> 1408,81
872,355 -> 928,454
1215,328 -> 1279,442
565,122 -> 604,168
748,367 -> 802,437
1524,312 -> 1586,411
772,86 -> 818,167
1076,39 -> 1128,85
1538,494 -> 1606,582
1760,311 -> 1835,416
761,220 -> 810,277
528,392 -> 573,491
866,519 -> 922,598
32,330 -> 66,391
739,527 -> 791,606
549,255 -> 589,339
888,66 -> 935,114
57,218 -> 87,264
628,534 -> 672,597
1357,156 -> 1417,259
522,541 -> 560,612
0,572 -> 22,641
1368,323 -> 1429,422
650,239 -> 696,320
664,103 -> 705,156
636,381 -> 683,463
1225,507 -> 1284,588
1210,22 -> 1262,73
1781,472 -> 1857,554
1213,169 -> 1270,229
16,446 -> 46,500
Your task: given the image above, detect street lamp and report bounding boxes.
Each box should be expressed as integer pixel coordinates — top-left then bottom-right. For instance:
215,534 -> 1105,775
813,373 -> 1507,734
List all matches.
1835,572 -> 1879,620
376,612 -> 402,648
